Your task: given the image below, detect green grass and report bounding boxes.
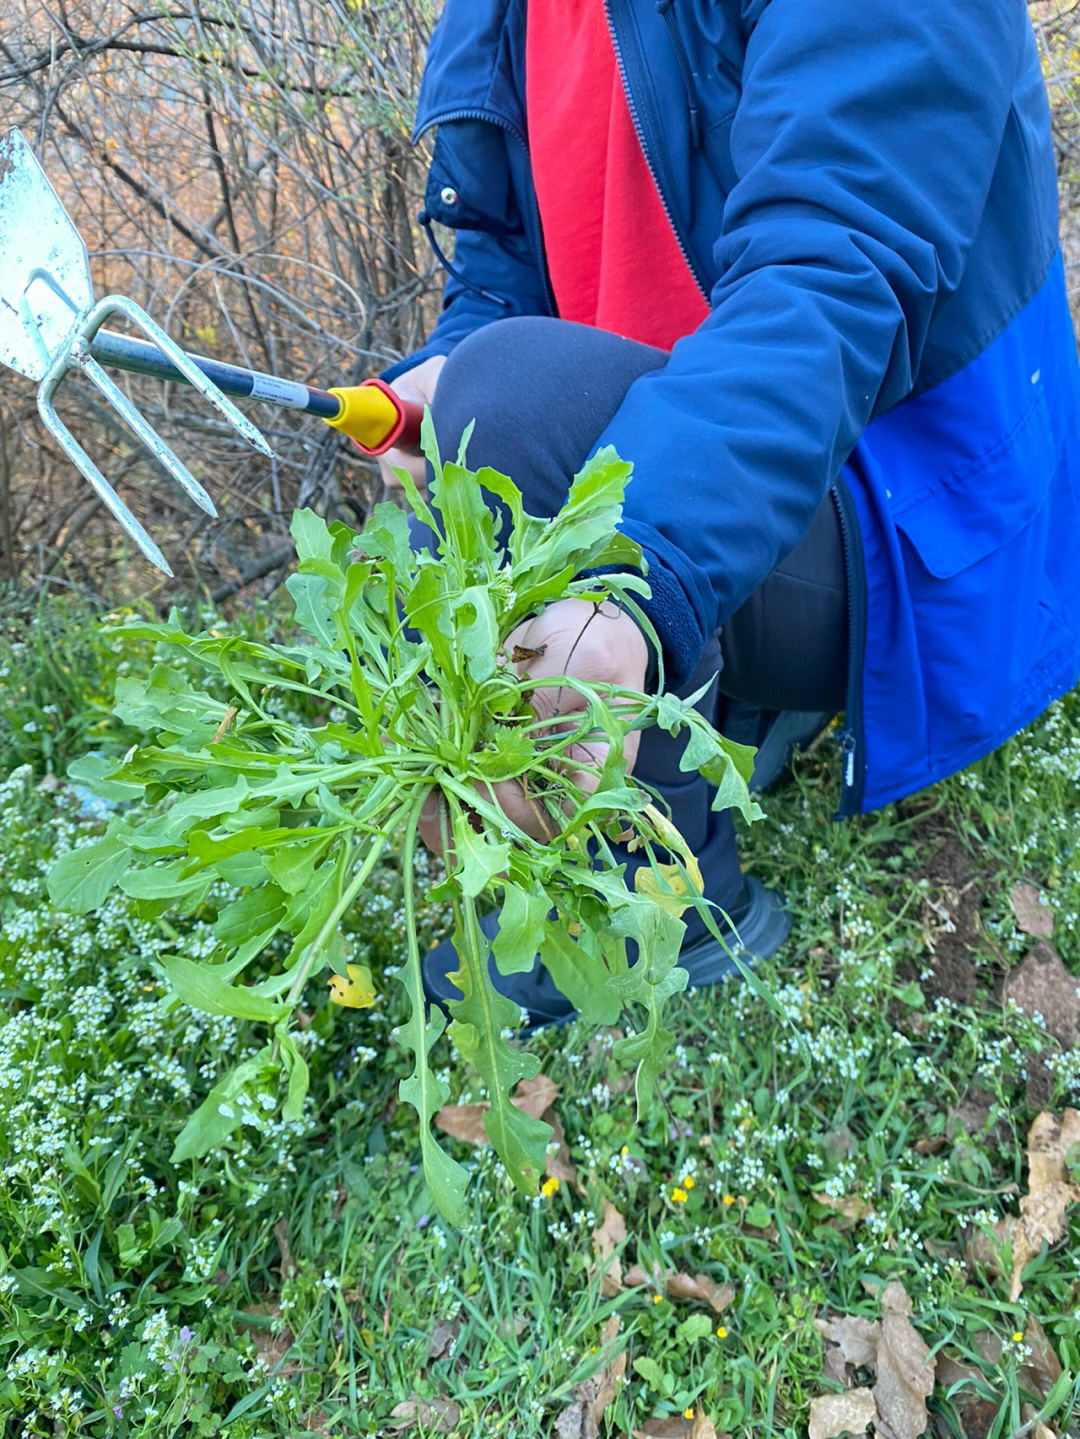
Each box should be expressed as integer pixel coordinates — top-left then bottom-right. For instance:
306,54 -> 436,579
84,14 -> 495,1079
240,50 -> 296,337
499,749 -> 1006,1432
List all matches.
1,597 -> 1079,1436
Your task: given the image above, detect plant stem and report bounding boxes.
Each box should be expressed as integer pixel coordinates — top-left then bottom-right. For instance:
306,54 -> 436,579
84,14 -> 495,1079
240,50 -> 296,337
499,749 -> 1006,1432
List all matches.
283,803 -> 408,1008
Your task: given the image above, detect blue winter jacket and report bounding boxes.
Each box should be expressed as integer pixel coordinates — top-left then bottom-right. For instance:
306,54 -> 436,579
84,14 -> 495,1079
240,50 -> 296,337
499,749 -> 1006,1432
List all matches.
389,0 -> 1080,814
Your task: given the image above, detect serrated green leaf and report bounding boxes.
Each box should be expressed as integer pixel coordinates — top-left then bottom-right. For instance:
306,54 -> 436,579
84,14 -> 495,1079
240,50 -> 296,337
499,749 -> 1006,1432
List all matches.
537,920 -> 623,1026
65,753 -> 145,802
290,508 -> 336,564
491,883 -> 550,975
47,826 -> 133,913
171,1050 -> 273,1164
447,903 -> 548,1195
454,585 -> 499,683
162,954 -> 285,1024
450,816 -> 510,900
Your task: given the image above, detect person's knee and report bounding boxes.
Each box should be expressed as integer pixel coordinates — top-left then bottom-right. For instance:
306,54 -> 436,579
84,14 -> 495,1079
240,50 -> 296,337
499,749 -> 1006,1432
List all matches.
430,316 -> 562,471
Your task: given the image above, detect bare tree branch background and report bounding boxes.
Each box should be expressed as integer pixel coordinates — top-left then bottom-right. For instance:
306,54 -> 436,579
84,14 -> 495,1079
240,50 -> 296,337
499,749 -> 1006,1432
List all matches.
1,2 -> 1079,605
1,0 -> 438,601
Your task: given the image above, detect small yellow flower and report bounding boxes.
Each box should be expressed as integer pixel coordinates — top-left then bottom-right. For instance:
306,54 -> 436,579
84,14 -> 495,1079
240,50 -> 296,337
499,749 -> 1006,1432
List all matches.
682,1175 -> 695,1190
621,1145 -> 630,1156
671,1187 -> 689,1204
722,1193 -> 736,1206
716,1325 -> 728,1339
1011,1330 -> 1025,1343
683,1409 -> 695,1421
541,1176 -> 560,1198
652,1294 -> 664,1305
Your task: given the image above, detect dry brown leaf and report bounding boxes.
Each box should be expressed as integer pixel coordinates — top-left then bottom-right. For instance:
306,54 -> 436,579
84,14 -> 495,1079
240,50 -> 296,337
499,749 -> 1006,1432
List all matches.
554,1315 -> 626,1439
622,1261 -> 734,1313
238,1302 -> 298,1376
1002,944 -> 1080,1049
389,1396 -> 461,1433
591,1202 -> 627,1297
872,1281 -> 934,1439
813,1192 -> 875,1227
433,1076 -> 559,1146
543,1105 -> 581,1189
432,1103 -> 492,1146
971,1331 -> 1003,1366
514,1073 -> 560,1116
426,1318 -> 461,1361
666,1272 -> 736,1314
1021,1315 -> 1064,1400
933,1352 -> 984,1391
631,1417 -> 726,1439
1011,883 -> 1055,937
1007,1110 -> 1080,1299
689,1413 -> 721,1439
1026,1109 -> 1080,1192
815,1314 -> 880,1371
273,1216 -> 295,1281
1011,1180 -> 1080,1300
807,1388 -> 877,1439
1021,1402 -> 1060,1439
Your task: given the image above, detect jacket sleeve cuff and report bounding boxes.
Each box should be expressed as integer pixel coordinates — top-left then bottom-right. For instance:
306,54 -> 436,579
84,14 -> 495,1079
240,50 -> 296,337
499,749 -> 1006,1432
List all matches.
620,522 -> 711,692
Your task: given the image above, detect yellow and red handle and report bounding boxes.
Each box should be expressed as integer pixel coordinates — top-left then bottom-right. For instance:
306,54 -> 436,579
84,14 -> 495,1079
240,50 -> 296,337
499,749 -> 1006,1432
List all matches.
324,378 -> 425,457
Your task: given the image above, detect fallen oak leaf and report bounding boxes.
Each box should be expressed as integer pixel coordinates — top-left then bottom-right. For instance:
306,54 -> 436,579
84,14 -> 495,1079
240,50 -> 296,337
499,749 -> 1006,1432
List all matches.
814,1313 -> 880,1372
1020,1314 -> 1064,1401
389,1396 -> 461,1434
1011,882 -> 1055,938
812,1192 -> 875,1228
591,1201 -> 627,1297
1010,1109 -> 1080,1300
872,1280 -> 934,1439
631,1417 -> 728,1439
666,1272 -> 735,1314
433,1075 -> 560,1146
623,1261 -> 734,1314
1010,1180 -> 1080,1301
426,1318 -> 461,1361
807,1388 -> 876,1439
1026,1108 -> 1080,1194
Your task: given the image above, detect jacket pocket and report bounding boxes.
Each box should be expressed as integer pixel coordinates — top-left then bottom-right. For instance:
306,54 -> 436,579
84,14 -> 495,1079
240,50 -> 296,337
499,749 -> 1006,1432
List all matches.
890,386 -> 1055,578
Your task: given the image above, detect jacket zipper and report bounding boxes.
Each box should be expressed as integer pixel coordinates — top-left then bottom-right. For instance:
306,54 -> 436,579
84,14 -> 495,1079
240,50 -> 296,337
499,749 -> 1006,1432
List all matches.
603,0 -> 709,298
655,0 -> 702,149
830,478 -> 867,816
414,107 -> 556,317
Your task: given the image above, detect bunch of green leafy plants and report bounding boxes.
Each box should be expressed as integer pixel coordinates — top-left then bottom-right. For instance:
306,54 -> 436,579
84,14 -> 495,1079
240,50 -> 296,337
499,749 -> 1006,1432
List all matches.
47,424 -> 760,1223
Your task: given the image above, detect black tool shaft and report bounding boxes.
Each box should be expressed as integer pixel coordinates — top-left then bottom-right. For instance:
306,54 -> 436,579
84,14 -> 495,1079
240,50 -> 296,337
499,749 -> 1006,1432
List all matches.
89,328 -> 341,420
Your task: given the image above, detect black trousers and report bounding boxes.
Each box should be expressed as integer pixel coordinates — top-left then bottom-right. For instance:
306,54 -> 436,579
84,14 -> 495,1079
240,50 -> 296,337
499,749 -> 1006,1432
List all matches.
418,316 -> 848,930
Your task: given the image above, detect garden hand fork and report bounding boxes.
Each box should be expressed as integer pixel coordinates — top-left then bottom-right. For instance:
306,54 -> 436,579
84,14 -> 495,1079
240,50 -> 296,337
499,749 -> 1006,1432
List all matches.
0,128 -> 274,576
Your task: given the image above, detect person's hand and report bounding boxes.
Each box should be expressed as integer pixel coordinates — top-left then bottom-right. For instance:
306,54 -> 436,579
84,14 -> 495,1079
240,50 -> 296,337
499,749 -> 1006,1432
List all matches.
377,354 -> 446,497
420,597 -> 650,851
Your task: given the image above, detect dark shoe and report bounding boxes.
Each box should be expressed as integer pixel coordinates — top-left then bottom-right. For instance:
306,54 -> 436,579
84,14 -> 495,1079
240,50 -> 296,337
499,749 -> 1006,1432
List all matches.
421,876 -> 791,1034
724,704 -> 834,792
677,875 -> 791,987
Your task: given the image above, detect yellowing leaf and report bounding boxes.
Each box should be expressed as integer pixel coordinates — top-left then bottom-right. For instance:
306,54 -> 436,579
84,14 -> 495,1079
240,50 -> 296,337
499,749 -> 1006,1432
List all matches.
327,963 -> 376,1008
635,805 -> 704,916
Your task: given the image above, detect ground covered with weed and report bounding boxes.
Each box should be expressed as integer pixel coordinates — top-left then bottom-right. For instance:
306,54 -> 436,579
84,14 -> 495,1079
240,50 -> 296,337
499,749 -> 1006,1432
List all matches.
1,593 -> 1078,1438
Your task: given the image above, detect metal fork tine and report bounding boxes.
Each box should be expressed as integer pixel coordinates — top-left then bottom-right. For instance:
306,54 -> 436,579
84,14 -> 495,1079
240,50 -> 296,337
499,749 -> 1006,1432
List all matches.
108,296 -> 275,459
35,388 -> 174,575
77,347 -> 219,518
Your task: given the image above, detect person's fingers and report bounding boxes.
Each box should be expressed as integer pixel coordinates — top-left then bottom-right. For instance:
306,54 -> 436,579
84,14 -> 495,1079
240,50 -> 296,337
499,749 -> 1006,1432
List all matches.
374,354 -> 446,496
378,446 -> 427,496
